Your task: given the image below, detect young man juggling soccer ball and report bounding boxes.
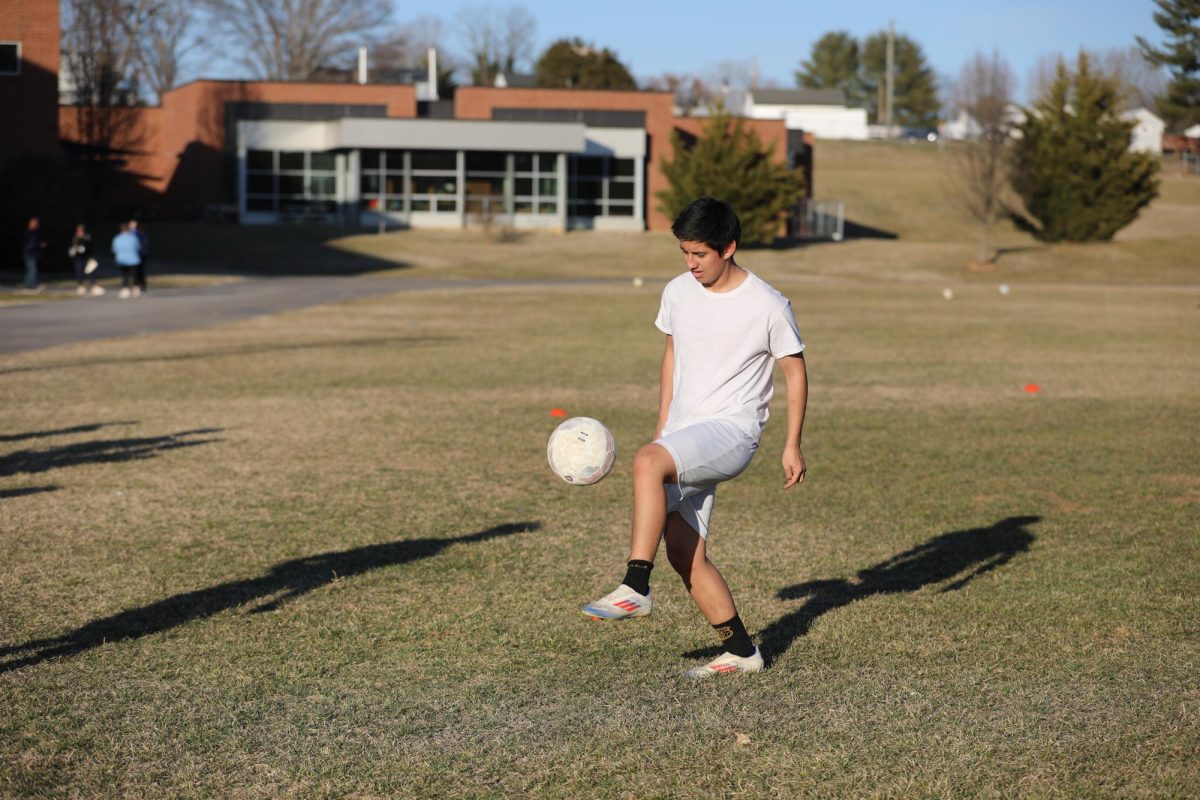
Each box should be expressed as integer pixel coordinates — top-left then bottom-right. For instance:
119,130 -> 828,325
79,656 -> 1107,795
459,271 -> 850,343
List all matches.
582,196 -> 808,678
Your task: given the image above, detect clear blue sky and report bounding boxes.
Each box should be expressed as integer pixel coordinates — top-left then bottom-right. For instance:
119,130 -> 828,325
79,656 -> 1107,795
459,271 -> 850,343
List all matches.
393,0 -> 1164,99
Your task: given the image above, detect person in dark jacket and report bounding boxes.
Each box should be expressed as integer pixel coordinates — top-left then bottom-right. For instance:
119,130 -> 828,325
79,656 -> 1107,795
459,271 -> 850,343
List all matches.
69,223 -> 102,295
22,217 -> 45,292
130,219 -> 149,293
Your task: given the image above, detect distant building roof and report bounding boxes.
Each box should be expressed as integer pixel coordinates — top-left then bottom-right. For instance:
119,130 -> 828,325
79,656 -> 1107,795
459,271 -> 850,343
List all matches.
494,72 -> 538,89
750,88 -> 847,107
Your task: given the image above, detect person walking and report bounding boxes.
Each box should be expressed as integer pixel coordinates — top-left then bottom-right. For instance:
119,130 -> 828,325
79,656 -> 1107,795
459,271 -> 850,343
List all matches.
130,219 -> 149,294
22,217 -> 45,292
111,223 -> 142,299
69,223 -> 102,295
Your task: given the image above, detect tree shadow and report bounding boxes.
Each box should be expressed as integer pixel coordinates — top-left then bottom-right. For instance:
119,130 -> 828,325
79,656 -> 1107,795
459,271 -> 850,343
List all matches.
0,421 -> 137,444
0,485 -> 59,500
0,428 -> 223,477
0,521 -> 540,673
685,515 -> 1039,666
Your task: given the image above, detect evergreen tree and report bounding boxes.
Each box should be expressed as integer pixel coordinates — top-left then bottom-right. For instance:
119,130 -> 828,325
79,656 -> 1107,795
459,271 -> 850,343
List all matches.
1136,0 -> 1200,129
795,31 -> 862,104
656,113 -> 806,245
534,38 -> 636,90
860,32 -> 940,126
1010,53 -> 1159,242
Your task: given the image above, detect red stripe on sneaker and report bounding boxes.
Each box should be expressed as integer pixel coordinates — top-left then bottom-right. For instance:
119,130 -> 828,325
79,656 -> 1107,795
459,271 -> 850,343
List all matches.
614,599 -> 640,611
712,665 -> 738,673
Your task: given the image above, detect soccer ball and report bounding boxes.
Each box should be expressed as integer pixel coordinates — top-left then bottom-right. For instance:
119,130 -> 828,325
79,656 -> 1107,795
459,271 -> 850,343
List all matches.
547,417 -> 616,485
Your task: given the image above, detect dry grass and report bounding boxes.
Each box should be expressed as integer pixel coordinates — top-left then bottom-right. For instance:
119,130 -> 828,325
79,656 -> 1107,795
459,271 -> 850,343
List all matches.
2,267 -> 1198,796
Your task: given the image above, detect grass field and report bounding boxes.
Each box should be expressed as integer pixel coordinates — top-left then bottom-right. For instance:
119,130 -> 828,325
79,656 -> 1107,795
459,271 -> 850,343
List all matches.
2,140 -> 1199,797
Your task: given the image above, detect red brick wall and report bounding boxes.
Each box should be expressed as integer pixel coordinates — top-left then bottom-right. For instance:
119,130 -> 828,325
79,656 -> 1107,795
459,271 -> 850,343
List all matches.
59,80 -> 418,215
0,0 -> 60,162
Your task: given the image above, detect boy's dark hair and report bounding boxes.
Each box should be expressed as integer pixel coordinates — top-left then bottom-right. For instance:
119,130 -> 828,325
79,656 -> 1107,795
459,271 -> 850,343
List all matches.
671,196 -> 741,254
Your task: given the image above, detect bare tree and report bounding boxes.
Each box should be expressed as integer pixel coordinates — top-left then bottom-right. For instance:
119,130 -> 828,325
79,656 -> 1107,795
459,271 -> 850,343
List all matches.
455,4 -> 536,85
204,0 -> 395,81
61,0 -> 152,215
138,0 -> 205,102
950,51 -> 1016,264
641,73 -> 712,116
1096,46 -> 1169,110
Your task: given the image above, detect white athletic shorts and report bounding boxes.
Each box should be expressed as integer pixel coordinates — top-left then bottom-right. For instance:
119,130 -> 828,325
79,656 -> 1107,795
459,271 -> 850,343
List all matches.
654,418 -> 759,539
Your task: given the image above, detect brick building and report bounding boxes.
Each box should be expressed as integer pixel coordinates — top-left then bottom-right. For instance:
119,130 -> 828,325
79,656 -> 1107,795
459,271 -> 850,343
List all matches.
0,0 -> 59,162
7,0 -> 811,232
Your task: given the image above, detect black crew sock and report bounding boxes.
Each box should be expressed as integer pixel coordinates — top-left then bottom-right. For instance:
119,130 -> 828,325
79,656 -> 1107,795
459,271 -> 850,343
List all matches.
713,614 -> 755,658
622,559 -> 654,596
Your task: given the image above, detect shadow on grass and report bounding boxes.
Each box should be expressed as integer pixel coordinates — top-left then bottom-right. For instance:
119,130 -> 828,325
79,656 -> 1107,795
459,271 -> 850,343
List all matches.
0,336 -> 455,376
0,521 -> 540,673
0,422 -> 137,443
685,515 -> 1038,666
0,428 -> 223,477
0,485 -> 60,500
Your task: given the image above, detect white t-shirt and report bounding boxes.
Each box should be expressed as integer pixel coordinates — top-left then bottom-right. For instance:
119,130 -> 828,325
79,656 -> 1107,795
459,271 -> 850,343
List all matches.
655,269 -> 804,440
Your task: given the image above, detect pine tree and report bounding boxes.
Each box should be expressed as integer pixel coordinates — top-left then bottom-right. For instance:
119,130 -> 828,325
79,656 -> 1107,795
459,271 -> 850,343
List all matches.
1136,0 -> 1200,129
534,39 -> 636,90
794,31 -> 862,104
860,32 -> 940,126
1010,53 -> 1160,242
656,113 -> 806,245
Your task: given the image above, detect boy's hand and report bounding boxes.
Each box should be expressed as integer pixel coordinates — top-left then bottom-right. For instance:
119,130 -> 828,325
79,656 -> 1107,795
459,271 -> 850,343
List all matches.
782,444 -> 806,488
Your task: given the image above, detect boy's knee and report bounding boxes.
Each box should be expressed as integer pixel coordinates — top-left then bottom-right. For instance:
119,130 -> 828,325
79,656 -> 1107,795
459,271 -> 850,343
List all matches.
632,443 -> 675,482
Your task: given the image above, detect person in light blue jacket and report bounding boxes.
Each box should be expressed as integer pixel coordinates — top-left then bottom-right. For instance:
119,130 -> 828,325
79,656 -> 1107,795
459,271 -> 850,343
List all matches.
111,223 -> 142,299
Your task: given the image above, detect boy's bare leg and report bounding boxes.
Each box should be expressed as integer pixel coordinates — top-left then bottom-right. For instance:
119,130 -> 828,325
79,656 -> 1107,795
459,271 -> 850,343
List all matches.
663,513 -> 736,623
627,443 -> 678,563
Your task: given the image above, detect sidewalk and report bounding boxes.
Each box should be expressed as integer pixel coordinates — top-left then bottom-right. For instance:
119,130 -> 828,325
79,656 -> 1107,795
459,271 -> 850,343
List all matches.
0,275 -> 627,356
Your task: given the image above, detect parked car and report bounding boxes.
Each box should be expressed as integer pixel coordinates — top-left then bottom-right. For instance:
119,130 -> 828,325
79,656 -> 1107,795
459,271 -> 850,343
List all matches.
900,127 -> 939,143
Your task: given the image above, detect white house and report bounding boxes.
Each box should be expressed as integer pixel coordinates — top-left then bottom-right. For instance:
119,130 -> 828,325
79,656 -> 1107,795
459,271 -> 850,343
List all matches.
743,88 -> 869,141
1123,108 -> 1165,154
1186,123 -> 1200,139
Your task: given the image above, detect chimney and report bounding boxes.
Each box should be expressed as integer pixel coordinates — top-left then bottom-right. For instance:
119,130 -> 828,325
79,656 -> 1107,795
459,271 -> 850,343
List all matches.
428,47 -> 439,100
357,47 -> 368,84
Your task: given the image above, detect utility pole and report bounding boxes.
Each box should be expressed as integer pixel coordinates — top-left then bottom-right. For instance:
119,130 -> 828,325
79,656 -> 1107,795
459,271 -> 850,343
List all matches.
885,20 -> 895,139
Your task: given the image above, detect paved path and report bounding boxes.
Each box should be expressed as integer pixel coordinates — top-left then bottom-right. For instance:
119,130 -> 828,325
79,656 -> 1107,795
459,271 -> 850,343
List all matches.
0,276 -> 626,356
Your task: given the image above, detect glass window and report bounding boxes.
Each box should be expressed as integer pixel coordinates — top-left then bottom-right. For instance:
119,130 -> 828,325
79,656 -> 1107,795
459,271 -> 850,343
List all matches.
611,158 -> 635,177
361,150 -> 381,169
385,150 -> 406,170
411,198 -> 431,211
538,201 -> 557,214
539,154 -> 557,172
466,177 -> 504,196
608,181 -> 634,201
361,197 -> 381,211
385,176 -> 405,195
309,176 -> 336,196
247,174 -> 274,194
361,174 -> 381,194
310,152 -> 336,171
411,150 -> 457,170
412,175 -> 456,195
437,199 -> 457,212
514,154 -> 533,173
537,177 -> 557,196
247,197 -> 274,211
574,157 -> 605,178
514,178 -> 533,196
514,201 -> 533,214
570,202 -> 599,217
279,175 -> 305,195
466,151 -> 506,172
572,180 -> 602,200
385,197 -> 404,212
607,204 -> 634,217
279,152 -> 305,171
247,150 -> 273,171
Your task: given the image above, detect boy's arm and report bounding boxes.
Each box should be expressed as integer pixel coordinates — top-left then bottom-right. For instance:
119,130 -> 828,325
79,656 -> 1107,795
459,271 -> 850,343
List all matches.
655,335 -> 674,440
778,353 -> 808,488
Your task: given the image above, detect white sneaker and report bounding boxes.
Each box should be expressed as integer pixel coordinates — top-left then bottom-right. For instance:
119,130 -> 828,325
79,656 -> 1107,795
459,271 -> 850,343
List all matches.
132,286 -> 142,297
91,285 -> 106,296
76,285 -> 87,295
119,287 -> 131,299
684,648 -> 764,679
581,584 -> 652,620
